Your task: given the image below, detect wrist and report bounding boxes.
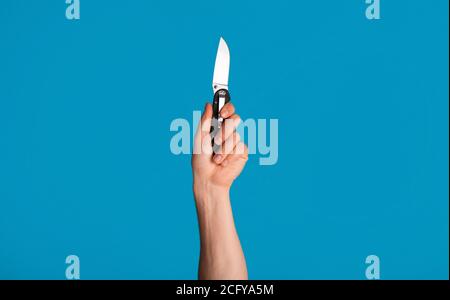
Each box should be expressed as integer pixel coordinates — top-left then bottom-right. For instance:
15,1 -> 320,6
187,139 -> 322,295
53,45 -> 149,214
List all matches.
193,178 -> 230,204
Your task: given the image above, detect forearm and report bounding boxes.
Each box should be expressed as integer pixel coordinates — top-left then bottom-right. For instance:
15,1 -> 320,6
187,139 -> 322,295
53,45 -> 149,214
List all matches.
194,180 -> 248,280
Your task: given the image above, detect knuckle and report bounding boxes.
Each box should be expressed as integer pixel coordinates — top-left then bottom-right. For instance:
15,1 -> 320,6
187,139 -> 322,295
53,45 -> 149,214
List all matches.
234,132 -> 241,143
243,143 -> 249,154
234,116 -> 242,126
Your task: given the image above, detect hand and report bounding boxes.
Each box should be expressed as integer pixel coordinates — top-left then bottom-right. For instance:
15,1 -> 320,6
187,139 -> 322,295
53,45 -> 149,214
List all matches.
192,102 -> 248,192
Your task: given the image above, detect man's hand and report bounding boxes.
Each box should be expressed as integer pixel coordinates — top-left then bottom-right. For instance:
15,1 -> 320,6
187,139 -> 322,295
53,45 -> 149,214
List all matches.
192,102 -> 248,190
191,102 -> 249,280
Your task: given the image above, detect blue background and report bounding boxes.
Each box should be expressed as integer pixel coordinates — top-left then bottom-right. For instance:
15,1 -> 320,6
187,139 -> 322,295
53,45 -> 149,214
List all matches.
0,0 -> 448,279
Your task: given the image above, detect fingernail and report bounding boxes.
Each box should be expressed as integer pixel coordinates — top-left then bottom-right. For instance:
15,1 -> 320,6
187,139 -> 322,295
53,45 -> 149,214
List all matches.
214,155 -> 222,163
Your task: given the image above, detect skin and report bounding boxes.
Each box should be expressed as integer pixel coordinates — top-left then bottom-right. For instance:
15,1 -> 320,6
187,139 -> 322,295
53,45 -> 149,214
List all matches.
192,102 -> 249,280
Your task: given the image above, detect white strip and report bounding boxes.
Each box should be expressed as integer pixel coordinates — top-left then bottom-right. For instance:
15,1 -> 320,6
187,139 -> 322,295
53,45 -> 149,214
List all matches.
218,96 -> 225,112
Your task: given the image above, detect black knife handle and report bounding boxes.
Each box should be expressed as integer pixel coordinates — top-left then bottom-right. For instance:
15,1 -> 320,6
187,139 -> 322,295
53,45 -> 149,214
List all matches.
210,89 -> 230,146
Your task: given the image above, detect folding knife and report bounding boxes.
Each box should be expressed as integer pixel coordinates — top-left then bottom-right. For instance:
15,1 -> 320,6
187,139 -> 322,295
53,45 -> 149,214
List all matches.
211,37 -> 231,142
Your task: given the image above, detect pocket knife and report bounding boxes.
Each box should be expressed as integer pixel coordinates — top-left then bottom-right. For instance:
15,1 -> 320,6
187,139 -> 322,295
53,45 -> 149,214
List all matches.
211,37 -> 231,143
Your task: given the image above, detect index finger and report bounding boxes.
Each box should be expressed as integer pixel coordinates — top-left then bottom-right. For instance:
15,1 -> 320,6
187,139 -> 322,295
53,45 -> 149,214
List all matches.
219,102 -> 235,119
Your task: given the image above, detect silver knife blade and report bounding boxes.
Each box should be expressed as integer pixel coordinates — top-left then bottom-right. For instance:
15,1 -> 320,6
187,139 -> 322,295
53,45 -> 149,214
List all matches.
212,37 -> 230,93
